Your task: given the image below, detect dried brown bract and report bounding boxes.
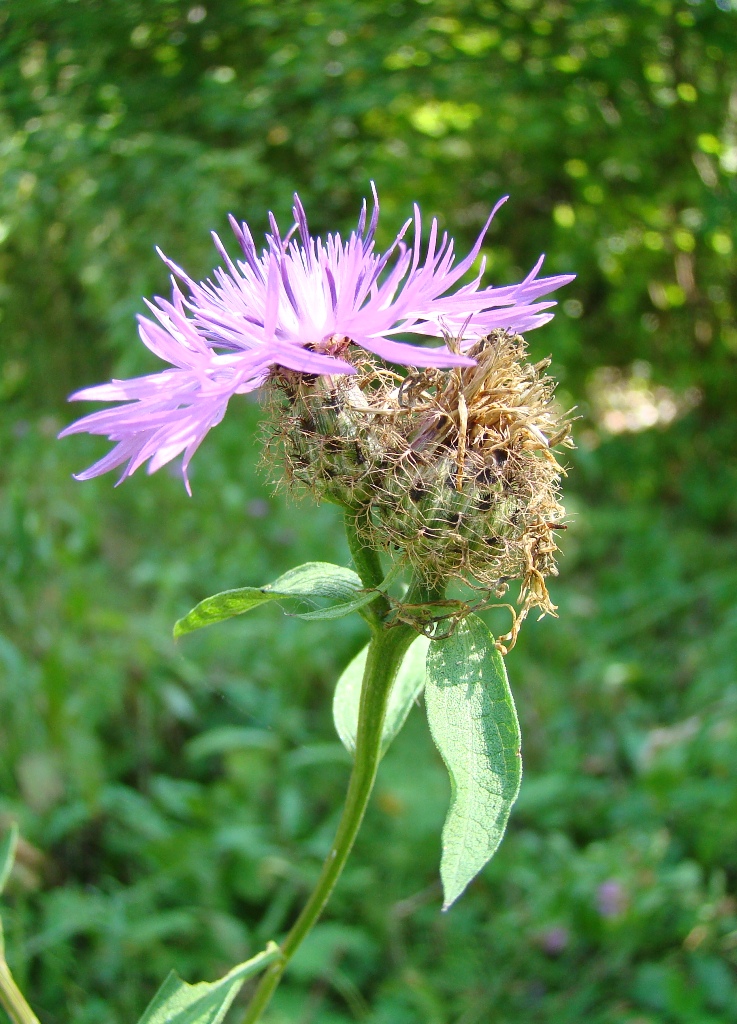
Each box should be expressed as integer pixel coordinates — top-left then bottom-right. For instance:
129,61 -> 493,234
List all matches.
266,331 -> 573,641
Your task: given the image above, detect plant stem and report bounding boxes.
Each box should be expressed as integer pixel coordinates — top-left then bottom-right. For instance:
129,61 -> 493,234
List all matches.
239,618 -> 416,1024
0,960 -> 41,1024
343,510 -> 390,625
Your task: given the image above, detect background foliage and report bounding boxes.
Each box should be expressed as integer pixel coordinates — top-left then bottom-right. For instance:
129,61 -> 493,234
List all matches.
1,0 -> 737,1021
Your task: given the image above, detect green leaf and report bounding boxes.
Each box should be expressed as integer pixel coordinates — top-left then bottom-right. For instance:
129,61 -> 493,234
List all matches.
135,943 -> 281,1024
185,727 -> 280,762
0,823 -> 18,898
333,635 -> 430,757
425,614 -> 522,910
174,562 -> 377,636
0,823 -> 19,959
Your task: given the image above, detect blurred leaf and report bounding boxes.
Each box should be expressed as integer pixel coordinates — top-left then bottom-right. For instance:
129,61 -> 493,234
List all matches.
425,614 -> 521,909
284,742 -> 349,770
288,923 -> 375,983
333,635 -> 430,757
173,562 -> 379,636
185,727 -> 280,762
0,824 -> 18,897
135,943 -> 281,1024
0,823 -> 19,960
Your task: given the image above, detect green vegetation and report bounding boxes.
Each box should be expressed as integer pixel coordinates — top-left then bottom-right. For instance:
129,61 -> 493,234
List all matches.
1,0 -> 736,1021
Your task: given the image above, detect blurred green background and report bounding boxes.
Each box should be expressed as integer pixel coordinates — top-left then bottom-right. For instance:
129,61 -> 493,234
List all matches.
1,0 -> 737,1021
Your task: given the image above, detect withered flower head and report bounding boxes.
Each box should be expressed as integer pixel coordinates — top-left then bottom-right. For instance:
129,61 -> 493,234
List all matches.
269,330 -> 573,642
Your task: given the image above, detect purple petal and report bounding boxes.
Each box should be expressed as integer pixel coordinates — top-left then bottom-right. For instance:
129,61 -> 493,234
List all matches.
355,335 -> 476,369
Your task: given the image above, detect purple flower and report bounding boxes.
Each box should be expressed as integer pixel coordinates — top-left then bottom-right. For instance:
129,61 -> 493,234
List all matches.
60,186 -> 573,491
597,880 -> 627,919
537,926 -> 569,956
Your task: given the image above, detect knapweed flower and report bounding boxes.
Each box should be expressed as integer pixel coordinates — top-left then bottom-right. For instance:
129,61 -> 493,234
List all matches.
60,186 -> 573,492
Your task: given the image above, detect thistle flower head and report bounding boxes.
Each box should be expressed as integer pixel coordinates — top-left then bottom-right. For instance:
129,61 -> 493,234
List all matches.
272,330 -> 573,636
60,187 -> 573,492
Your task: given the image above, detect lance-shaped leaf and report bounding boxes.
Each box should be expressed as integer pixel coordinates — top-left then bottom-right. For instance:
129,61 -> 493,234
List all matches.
174,562 -> 378,637
425,614 -> 522,910
0,824 -> 18,898
0,823 -> 19,961
135,943 -> 281,1024
333,635 -> 430,757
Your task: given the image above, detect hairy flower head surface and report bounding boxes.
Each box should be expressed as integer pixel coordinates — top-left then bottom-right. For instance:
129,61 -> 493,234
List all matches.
272,329 -> 573,642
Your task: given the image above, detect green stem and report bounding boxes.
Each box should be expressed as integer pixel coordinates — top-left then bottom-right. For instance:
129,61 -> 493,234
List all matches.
239,618 -> 416,1024
0,960 -> 41,1024
343,511 -> 390,625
